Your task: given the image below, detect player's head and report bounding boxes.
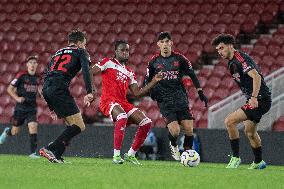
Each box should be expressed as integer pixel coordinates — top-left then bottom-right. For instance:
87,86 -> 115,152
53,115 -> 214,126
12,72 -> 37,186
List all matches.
212,33 -> 235,60
114,40 -> 129,63
157,31 -> 173,57
26,55 -> 38,75
68,29 -> 87,49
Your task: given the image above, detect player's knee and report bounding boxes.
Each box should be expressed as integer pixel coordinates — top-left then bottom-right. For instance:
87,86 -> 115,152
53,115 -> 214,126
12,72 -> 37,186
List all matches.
224,117 -> 235,128
12,129 -> 20,135
78,124 -> 86,131
171,127 -> 180,136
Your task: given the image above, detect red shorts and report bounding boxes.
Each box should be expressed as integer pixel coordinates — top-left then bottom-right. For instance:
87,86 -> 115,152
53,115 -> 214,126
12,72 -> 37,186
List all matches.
100,99 -> 138,120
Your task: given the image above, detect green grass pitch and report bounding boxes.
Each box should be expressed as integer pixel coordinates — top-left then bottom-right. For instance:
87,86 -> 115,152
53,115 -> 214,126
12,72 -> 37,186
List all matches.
0,155 -> 283,189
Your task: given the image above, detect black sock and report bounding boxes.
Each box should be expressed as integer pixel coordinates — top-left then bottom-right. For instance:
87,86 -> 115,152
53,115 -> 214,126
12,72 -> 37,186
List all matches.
230,138 -> 240,158
47,125 -> 81,155
30,134 -> 37,154
183,135 -> 193,150
168,132 -> 178,147
6,128 -> 12,136
252,146 -> 262,163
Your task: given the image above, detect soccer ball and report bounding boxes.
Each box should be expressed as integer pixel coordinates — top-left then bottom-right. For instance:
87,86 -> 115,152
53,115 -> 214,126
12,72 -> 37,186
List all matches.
180,150 -> 200,167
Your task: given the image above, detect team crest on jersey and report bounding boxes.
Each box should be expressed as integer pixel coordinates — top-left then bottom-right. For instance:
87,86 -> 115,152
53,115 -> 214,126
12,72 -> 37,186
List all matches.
172,61 -> 179,67
156,64 -> 164,71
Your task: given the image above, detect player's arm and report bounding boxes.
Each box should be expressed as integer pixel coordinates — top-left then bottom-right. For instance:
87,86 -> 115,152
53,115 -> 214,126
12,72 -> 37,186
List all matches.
180,56 -> 208,107
7,84 -> 24,103
80,50 -> 95,106
247,69 -> 261,108
130,72 -> 163,98
7,74 -> 25,103
143,61 -> 155,86
247,69 -> 261,98
80,50 -> 94,94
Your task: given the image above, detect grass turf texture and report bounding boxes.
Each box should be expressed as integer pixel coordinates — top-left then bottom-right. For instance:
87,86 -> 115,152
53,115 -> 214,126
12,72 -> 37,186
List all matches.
0,155 -> 283,189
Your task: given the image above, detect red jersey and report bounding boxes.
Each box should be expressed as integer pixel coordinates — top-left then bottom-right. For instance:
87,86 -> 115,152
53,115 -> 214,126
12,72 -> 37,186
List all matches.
95,58 -> 137,103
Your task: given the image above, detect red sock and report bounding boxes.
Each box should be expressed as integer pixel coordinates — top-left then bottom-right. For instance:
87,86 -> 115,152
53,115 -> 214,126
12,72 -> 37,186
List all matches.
113,113 -> 128,150
131,118 -> 152,151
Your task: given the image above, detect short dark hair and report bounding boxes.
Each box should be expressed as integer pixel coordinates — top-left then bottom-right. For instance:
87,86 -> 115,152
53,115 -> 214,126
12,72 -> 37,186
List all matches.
157,31 -> 172,41
68,29 -> 86,43
26,55 -> 38,62
114,40 -> 128,50
212,33 -> 235,46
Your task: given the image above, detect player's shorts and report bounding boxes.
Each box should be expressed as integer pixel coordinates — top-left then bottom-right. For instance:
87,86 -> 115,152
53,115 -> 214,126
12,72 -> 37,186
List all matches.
158,100 -> 193,124
241,96 -> 271,123
42,79 -> 79,119
100,99 -> 137,121
11,109 -> 37,126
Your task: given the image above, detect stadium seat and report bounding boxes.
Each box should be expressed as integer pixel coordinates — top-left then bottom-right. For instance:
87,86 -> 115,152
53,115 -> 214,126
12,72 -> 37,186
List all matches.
272,116 -> 284,132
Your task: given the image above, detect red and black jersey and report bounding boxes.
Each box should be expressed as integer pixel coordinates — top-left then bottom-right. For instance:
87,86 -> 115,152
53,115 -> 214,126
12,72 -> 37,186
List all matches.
144,51 -> 200,103
228,51 -> 271,99
11,71 -> 40,111
44,45 -> 93,94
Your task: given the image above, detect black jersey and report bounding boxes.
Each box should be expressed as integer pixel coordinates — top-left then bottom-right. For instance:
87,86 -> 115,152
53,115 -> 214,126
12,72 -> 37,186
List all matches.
44,45 -> 93,94
145,51 -> 200,103
228,51 -> 271,99
11,71 -> 40,111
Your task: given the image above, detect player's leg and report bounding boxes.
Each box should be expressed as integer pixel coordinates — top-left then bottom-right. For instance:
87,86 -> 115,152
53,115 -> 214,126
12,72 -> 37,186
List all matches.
125,109 -> 152,165
27,121 -> 40,158
0,112 -> 23,144
180,120 -> 194,150
110,104 -> 128,164
178,109 -> 194,151
45,113 -> 85,162
243,120 -> 266,169
167,120 -> 181,160
224,108 -> 247,168
40,87 -> 83,163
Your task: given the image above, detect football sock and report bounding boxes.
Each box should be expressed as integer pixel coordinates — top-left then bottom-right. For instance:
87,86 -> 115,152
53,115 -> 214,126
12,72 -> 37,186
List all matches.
230,138 -> 240,158
127,147 -> 136,157
113,113 -> 128,152
183,135 -> 193,150
47,124 -> 81,154
131,118 -> 152,152
114,149 -> 121,156
30,134 -> 37,154
252,146 -> 262,163
168,132 -> 178,147
6,128 -> 12,136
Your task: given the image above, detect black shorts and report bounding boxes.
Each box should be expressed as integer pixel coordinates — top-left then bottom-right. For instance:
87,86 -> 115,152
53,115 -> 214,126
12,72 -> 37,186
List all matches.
241,97 -> 271,123
159,105 -> 193,124
12,109 -> 37,126
42,79 -> 79,119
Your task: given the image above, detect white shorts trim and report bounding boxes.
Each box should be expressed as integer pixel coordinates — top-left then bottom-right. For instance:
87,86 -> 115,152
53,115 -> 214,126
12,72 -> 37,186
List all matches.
127,108 -> 138,118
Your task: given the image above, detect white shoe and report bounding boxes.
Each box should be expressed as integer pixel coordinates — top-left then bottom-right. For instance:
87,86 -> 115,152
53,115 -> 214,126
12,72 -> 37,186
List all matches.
0,127 -> 9,144
169,142 -> 180,160
29,153 -> 40,159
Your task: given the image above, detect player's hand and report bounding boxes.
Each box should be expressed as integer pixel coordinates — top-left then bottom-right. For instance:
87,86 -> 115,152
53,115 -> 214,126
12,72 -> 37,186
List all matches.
84,93 -> 94,107
153,72 -> 163,83
249,97 -> 258,108
16,97 -> 25,103
50,110 -> 57,120
198,90 -> 208,107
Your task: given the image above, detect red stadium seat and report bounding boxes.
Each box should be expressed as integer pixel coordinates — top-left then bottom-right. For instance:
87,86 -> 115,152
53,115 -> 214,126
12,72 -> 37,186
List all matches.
206,76 -> 221,89
232,13 -> 246,24
251,3 -> 265,14
199,3 -> 212,15
238,4 -> 251,15
206,13 -> 219,24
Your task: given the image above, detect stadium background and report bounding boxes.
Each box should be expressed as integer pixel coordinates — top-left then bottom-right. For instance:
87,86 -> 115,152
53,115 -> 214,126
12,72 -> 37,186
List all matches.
0,0 -> 283,164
